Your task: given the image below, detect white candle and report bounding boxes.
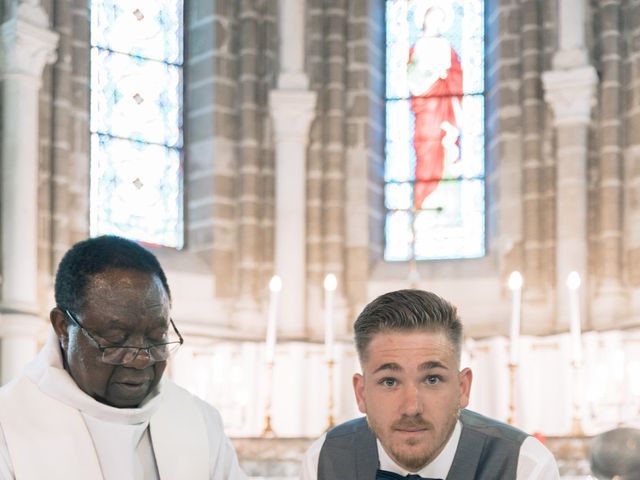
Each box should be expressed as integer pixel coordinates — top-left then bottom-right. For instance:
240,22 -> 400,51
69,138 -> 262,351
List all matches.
265,275 -> 282,364
323,273 -> 337,361
567,271 -> 582,365
508,271 -> 523,365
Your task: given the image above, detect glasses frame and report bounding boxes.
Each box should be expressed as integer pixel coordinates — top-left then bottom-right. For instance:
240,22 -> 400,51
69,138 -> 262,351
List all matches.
59,306 -> 184,365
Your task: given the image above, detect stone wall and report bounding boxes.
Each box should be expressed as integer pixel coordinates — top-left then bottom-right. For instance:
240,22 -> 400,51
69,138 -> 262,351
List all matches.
17,0 -> 640,339
37,0 -> 90,316
185,0 -> 278,311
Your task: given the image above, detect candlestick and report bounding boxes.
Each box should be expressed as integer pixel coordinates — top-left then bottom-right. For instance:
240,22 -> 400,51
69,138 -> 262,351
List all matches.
323,273 -> 337,430
507,362 -> 517,425
566,271 -> 583,435
567,271 -> 582,365
265,275 -> 281,364
325,359 -> 336,430
261,360 -> 275,437
508,271 -> 523,365
262,275 -> 281,437
323,273 -> 337,361
506,271 -> 522,426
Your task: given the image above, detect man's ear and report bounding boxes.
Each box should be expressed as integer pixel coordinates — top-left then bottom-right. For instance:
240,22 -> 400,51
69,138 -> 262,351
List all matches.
50,307 -> 69,350
353,373 -> 367,414
458,367 -> 473,409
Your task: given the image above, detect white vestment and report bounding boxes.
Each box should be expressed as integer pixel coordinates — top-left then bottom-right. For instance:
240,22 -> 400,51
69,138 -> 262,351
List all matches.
0,331 -> 247,480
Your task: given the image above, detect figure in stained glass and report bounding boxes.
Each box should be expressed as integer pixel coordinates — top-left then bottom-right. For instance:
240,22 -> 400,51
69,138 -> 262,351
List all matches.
408,2 -> 463,208
384,0 -> 485,261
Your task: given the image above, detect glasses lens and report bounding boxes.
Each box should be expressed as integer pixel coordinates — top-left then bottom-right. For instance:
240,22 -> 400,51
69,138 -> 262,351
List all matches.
149,342 -> 182,361
101,342 -> 182,365
101,347 -> 140,365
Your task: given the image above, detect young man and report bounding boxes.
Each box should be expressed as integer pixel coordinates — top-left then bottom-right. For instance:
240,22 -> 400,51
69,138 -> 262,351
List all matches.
0,235 -> 246,479
302,289 -> 559,479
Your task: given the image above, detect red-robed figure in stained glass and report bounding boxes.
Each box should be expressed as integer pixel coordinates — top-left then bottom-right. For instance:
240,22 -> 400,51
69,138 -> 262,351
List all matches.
407,3 -> 463,209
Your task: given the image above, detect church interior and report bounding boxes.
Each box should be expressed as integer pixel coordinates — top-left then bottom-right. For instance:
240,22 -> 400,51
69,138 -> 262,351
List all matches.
1,0 -> 639,477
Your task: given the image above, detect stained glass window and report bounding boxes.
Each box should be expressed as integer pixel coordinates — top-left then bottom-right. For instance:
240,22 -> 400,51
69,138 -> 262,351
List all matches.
90,0 -> 184,248
385,0 -> 485,261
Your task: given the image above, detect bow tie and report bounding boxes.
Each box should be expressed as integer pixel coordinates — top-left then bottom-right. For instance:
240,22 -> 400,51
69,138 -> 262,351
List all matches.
375,469 -> 443,480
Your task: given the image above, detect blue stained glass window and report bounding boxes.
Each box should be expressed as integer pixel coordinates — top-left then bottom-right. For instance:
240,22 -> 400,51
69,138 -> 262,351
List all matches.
385,0 -> 485,261
90,0 -> 184,248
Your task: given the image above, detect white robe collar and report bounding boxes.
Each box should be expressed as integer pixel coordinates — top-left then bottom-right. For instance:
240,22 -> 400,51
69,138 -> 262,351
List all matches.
24,329 -> 162,425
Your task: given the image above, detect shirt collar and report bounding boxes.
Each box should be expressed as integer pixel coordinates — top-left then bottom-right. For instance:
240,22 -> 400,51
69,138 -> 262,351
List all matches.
377,420 -> 462,478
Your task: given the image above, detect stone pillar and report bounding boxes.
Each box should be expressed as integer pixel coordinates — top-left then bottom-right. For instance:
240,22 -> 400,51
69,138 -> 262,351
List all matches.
269,0 -> 316,338
520,1 -> 546,310
304,0 -> 348,339
554,0 -> 589,69
305,0 -> 325,339
625,1 -> 640,315
0,1 -> 58,383
322,1 -> 347,337
276,0 -> 308,90
270,92 -> 316,338
233,2 -> 262,328
542,0 -> 597,330
592,0 -> 626,327
344,0 -> 385,316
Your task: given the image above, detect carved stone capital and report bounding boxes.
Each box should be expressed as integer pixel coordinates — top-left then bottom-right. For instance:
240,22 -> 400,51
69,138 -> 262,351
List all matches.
269,89 -> 317,144
542,66 -> 598,126
0,2 -> 58,81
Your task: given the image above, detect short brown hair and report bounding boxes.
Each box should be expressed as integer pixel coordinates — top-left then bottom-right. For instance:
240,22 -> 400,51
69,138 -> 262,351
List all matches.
354,289 -> 463,362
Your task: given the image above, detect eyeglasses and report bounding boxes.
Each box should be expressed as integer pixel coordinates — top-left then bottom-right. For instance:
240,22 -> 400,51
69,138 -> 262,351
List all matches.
59,307 -> 184,366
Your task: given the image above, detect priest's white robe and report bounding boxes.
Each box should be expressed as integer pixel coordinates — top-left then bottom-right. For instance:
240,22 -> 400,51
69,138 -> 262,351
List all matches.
0,331 -> 247,480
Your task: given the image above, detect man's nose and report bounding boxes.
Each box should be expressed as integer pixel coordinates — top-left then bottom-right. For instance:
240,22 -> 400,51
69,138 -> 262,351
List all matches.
399,385 -> 424,415
125,348 -> 156,369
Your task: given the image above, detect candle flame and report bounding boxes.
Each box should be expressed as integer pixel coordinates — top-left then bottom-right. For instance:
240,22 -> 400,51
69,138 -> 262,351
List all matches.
324,273 -> 337,291
508,271 -> 523,291
269,275 -> 282,292
567,271 -> 581,290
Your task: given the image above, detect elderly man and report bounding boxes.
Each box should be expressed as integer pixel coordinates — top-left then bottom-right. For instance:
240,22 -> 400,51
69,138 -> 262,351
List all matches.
0,235 -> 246,479
302,289 -> 559,479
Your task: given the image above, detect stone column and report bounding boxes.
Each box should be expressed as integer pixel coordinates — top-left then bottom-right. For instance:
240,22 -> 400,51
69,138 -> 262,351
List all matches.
0,1 -> 58,383
593,0 -> 626,327
542,0 -> 597,330
322,1 -> 347,337
305,0 -> 348,339
305,0 -> 325,338
554,0 -> 589,69
269,0 -> 316,338
276,0 -> 308,90
625,1 -> 640,315
520,1 -> 546,310
233,3 -> 262,328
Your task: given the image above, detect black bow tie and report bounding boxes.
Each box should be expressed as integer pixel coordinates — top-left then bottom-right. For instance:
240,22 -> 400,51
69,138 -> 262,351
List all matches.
375,469 -> 443,480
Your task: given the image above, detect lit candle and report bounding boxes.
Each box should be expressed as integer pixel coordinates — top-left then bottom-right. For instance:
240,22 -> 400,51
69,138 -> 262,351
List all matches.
323,273 -> 337,361
265,275 -> 281,364
567,271 -> 582,365
508,271 -> 523,365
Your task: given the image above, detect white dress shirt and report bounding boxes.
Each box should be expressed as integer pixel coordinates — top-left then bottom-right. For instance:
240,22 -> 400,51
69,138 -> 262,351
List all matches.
301,419 -> 560,479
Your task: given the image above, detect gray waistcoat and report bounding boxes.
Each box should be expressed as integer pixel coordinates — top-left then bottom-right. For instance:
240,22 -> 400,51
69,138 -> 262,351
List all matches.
317,409 -> 528,480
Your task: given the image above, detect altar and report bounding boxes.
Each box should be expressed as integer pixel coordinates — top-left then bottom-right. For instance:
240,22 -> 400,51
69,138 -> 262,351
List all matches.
170,327 -> 640,478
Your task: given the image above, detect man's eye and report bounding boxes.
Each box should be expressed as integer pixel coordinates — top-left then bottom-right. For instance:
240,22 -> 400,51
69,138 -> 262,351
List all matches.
147,328 -> 169,344
100,333 -> 127,345
379,378 -> 397,388
425,375 -> 441,385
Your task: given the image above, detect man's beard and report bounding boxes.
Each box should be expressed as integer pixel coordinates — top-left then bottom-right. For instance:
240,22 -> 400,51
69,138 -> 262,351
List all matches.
367,409 -> 459,472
